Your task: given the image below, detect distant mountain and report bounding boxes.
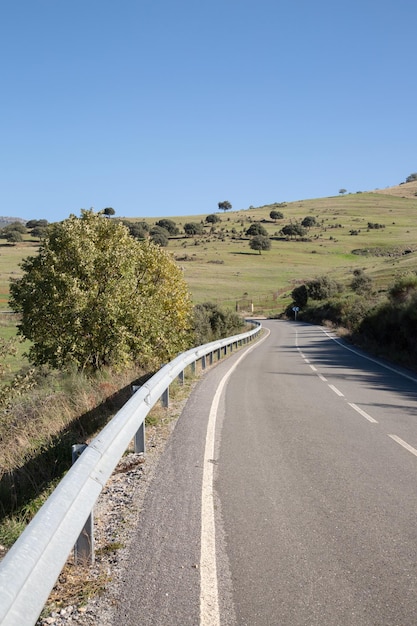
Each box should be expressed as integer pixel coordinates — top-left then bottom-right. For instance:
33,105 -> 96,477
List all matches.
0,216 -> 26,228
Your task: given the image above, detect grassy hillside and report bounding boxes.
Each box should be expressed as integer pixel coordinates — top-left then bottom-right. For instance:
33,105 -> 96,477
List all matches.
1,184 -> 417,317
123,184 -> 417,314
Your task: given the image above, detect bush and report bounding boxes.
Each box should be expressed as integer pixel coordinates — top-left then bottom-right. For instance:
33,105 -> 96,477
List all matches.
246,223 -> 268,237
193,303 -> 244,345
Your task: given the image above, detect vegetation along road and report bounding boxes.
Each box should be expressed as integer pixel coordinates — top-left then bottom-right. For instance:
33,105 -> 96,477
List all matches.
108,320 -> 417,626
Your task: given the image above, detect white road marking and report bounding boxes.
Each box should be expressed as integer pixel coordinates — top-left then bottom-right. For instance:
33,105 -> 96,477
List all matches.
328,384 -> 344,397
388,435 -> 417,458
200,328 -> 270,626
318,374 -> 328,382
309,364 -> 317,372
348,403 -> 378,423
321,329 -> 417,384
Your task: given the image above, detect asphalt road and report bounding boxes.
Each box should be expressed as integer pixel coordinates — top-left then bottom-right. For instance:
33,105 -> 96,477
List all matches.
113,320 -> 417,625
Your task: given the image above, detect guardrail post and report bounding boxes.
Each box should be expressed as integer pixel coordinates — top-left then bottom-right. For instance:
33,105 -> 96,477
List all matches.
217,347 -> 221,360
161,386 -> 169,408
209,352 -> 213,366
201,355 -> 206,370
72,445 -> 94,565
178,369 -> 185,385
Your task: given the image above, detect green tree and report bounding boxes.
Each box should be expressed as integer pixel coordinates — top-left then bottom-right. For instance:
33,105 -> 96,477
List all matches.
292,284 -> 308,308
155,219 -> 179,235
301,216 -> 317,229
246,223 -> 268,237
280,223 -> 307,239
103,207 -> 115,217
405,173 -> 417,183
205,214 -> 221,224
184,222 -> 205,236
5,230 -> 23,244
218,200 -> 232,212
150,225 -> 169,247
249,235 -> 271,254
270,210 -> 284,222
123,220 -> 149,239
339,188 -> 347,195
9,210 -> 193,371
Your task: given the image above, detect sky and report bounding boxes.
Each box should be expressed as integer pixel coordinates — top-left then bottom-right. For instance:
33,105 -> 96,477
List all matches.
1,0 -> 416,223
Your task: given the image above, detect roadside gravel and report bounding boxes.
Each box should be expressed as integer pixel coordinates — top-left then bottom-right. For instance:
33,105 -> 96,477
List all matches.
36,394 -> 189,626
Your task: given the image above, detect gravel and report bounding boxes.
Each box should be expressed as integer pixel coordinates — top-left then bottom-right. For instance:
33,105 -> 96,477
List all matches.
36,408 -> 183,626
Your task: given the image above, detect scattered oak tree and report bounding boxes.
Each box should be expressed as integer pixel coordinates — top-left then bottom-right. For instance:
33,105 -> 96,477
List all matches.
270,210 -> 284,222
205,214 -> 221,224
218,200 -> 232,212
9,210 -> 193,371
246,223 -> 268,237
249,235 -> 271,254
184,222 -> 205,236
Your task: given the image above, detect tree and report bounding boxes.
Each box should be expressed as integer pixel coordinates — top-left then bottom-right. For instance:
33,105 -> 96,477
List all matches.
150,225 -> 169,247
9,210 -> 193,371
184,222 -> 205,236
249,235 -> 271,254
155,219 -> 179,235
339,189 -> 347,195
280,223 -> 307,239
103,207 -> 115,217
218,200 -> 232,212
292,284 -> 308,308
5,230 -> 23,244
205,214 -> 221,224
246,223 -> 268,237
405,173 -> 417,183
124,221 -> 148,240
270,210 -> 284,222
301,216 -> 317,229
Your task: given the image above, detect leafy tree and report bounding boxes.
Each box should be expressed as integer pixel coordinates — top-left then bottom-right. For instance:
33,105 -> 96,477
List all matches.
155,219 -> 179,235
30,226 -> 48,239
292,284 -> 308,308
2,221 -> 26,234
103,207 -> 115,217
301,216 -> 317,229
270,210 -> 284,222
205,214 -> 221,224
26,219 -> 48,229
123,220 -> 149,240
184,222 -> 205,236
246,223 -> 268,237
150,226 -> 169,247
218,200 -> 232,212
193,302 -> 244,345
249,235 -> 271,254
5,230 -> 23,244
405,173 -> 417,183
280,223 -> 307,239
307,275 -> 342,300
339,188 -> 347,195
9,210 -> 193,371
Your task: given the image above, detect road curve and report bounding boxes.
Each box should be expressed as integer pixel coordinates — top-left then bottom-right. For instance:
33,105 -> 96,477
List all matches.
112,320 -> 417,625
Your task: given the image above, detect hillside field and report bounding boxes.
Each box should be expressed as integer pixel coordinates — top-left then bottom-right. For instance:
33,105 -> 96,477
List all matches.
1,184 -> 417,319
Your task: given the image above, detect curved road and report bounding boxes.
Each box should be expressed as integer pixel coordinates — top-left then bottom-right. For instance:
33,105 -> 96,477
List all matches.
113,320 -> 417,625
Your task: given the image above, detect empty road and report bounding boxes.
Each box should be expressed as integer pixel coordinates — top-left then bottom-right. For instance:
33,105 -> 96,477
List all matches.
112,320 -> 417,625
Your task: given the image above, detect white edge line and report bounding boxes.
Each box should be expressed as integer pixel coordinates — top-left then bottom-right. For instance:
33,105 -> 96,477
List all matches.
388,434 -> 417,458
328,384 -> 344,397
348,403 -> 378,423
321,329 -> 417,384
200,328 -> 270,626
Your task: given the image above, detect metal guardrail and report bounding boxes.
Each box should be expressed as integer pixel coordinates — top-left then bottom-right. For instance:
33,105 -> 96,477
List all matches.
0,322 -> 261,626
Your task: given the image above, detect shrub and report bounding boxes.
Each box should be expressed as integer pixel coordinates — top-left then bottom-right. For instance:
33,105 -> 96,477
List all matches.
193,303 -> 244,345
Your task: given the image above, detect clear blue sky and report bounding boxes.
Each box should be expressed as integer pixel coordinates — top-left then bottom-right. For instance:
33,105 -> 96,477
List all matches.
1,0 -> 416,222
